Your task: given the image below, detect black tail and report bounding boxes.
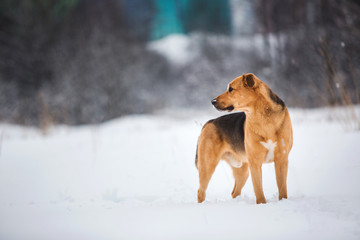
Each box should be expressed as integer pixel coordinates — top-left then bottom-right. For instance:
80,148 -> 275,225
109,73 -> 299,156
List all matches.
195,143 -> 199,169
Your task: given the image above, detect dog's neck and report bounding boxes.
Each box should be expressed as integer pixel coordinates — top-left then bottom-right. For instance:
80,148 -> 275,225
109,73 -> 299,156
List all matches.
244,96 -> 286,138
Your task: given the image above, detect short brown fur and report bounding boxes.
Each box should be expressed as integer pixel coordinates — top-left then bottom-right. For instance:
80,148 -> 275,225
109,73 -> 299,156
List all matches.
196,73 -> 293,204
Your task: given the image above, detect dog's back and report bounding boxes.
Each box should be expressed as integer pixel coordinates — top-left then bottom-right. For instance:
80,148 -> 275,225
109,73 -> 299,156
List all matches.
195,112 -> 246,168
209,113 -> 246,153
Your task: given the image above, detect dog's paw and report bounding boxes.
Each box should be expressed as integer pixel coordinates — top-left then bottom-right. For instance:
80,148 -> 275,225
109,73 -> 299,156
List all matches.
256,197 -> 267,204
231,188 -> 241,199
197,189 -> 206,203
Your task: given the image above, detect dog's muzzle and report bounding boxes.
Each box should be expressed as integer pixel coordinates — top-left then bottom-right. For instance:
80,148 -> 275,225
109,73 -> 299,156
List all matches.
211,99 -> 234,111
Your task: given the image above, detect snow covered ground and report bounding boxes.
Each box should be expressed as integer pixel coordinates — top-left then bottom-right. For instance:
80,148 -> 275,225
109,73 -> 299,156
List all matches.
0,108 -> 360,240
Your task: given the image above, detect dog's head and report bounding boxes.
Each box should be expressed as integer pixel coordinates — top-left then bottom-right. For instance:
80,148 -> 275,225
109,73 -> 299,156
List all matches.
212,73 -> 260,113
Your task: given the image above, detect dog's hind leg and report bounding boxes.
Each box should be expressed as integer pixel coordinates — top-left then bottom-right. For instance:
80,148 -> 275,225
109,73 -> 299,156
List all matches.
196,122 -> 223,203
231,162 -> 249,199
197,150 -> 220,203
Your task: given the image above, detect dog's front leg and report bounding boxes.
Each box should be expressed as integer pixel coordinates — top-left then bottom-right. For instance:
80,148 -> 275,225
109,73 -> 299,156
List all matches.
274,154 -> 288,200
249,162 -> 266,204
250,163 -> 266,204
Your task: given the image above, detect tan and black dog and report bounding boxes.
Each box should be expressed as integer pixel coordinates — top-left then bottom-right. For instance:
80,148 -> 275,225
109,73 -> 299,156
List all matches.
195,73 -> 293,204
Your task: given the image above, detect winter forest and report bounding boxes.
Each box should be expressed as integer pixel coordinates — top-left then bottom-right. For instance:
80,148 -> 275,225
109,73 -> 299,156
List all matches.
1,0 -> 359,126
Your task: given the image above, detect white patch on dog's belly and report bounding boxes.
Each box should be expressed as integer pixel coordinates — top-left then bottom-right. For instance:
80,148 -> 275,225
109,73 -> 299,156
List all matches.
223,152 -> 245,168
260,140 -> 277,162
229,159 -> 243,168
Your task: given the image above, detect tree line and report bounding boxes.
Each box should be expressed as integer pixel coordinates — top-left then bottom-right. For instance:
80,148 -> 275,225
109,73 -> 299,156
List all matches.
0,0 -> 359,126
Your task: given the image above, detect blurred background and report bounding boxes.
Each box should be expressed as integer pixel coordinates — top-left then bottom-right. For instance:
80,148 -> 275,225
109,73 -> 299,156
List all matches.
0,0 -> 359,126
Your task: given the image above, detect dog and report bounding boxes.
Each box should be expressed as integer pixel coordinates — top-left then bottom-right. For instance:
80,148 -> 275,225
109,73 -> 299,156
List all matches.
195,73 -> 293,204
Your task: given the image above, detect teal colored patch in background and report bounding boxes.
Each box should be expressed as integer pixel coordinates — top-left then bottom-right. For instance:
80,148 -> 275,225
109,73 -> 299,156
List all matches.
151,0 -> 188,40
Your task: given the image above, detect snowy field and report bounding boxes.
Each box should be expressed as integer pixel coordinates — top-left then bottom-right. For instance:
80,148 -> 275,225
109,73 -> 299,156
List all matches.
0,108 -> 360,240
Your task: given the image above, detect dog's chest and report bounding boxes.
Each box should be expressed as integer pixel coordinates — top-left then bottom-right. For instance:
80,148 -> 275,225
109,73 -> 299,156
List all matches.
260,139 -> 277,162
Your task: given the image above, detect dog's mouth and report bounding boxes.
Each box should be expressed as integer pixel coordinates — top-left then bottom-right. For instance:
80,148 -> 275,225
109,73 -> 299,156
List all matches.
214,105 -> 234,112
225,105 -> 234,111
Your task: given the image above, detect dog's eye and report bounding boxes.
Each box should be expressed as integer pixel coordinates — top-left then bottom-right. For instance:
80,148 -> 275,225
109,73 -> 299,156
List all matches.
228,87 -> 233,93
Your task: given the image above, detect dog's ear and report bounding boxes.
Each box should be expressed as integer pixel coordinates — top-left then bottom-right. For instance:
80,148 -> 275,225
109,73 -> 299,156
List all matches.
244,73 -> 256,88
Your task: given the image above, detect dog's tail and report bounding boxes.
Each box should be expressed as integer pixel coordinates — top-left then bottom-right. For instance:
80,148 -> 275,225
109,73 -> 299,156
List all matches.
195,143 -> 199,169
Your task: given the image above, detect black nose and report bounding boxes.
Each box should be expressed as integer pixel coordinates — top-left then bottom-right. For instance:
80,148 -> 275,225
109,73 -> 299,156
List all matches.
211,99 -> 217,105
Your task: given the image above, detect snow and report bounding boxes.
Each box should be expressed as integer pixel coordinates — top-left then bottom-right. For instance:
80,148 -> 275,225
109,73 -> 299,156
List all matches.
147,34 -> 195,65
1,108 -> 360,240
